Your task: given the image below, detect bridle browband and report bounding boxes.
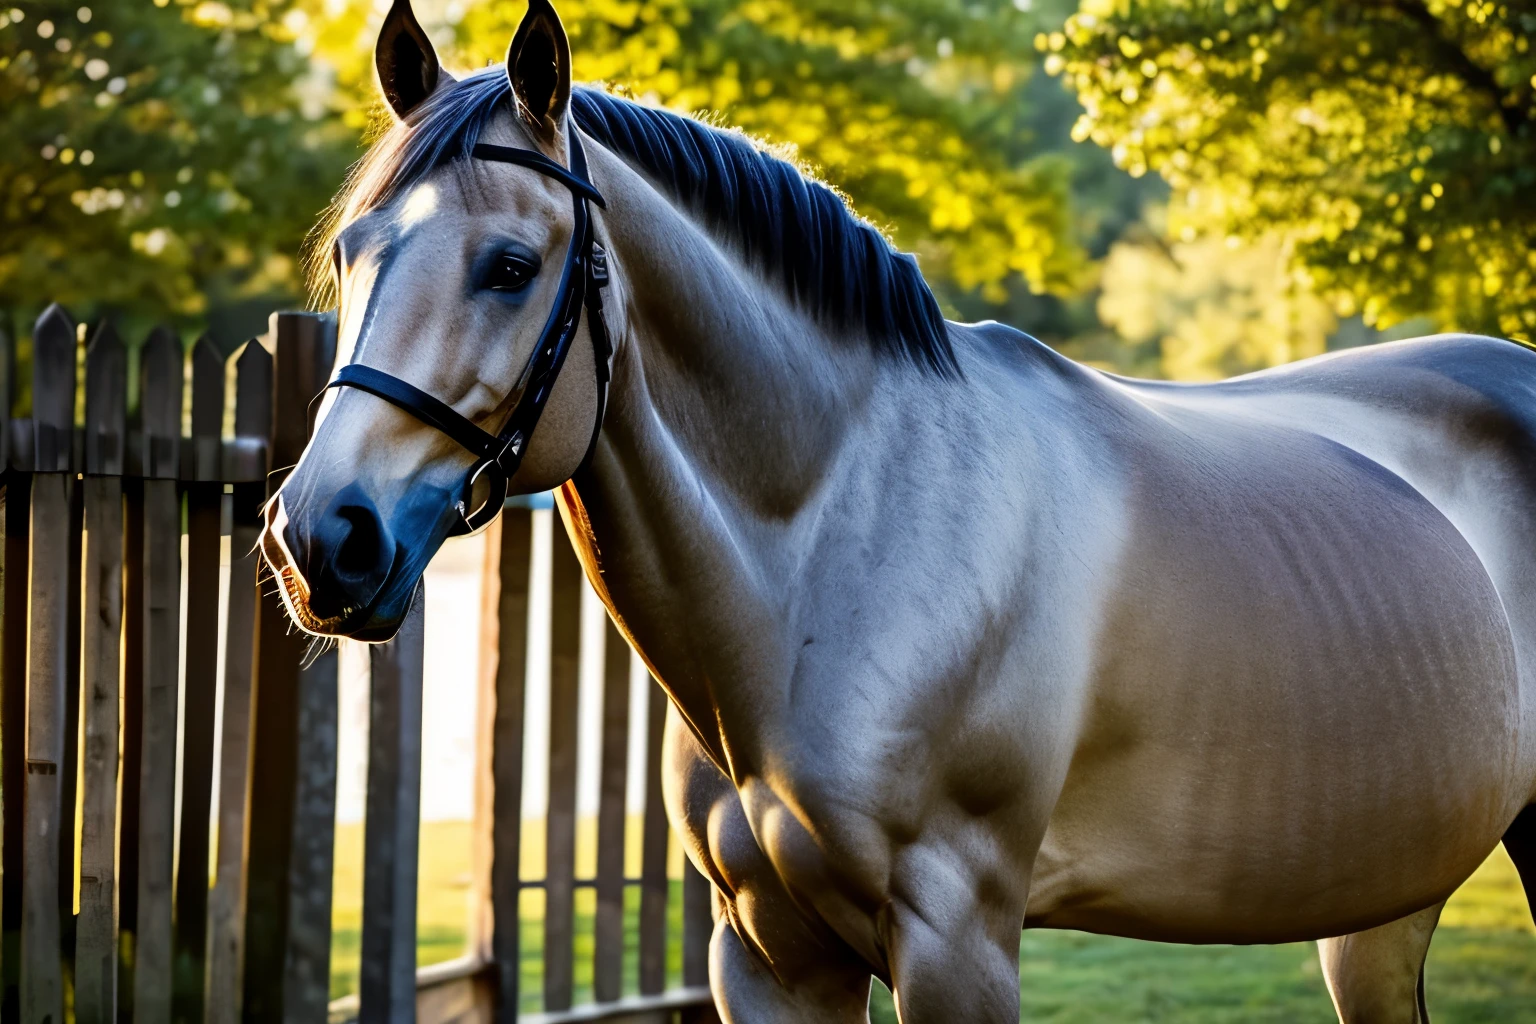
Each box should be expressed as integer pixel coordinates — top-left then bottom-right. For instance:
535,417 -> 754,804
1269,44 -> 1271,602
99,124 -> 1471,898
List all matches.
326,123 -> 612,536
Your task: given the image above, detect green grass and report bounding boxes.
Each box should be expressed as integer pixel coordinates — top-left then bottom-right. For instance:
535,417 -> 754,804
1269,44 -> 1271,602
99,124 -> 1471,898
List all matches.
332,821 -> 1536,1021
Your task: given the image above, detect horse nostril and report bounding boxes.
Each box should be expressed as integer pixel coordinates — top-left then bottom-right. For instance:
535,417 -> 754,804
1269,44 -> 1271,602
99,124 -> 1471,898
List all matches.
302,483 -> 397,623
333,504 -> 385,577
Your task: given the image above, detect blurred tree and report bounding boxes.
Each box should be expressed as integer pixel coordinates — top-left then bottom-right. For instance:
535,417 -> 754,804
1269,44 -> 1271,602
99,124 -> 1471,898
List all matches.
1097,226 -> 1335,379
2,0 -> 1102,337
0,0 -> 355,325
1049,0 -> 1536,342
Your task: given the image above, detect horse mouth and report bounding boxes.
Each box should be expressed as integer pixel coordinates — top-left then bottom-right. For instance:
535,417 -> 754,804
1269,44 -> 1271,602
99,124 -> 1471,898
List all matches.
274,563 -> 362,636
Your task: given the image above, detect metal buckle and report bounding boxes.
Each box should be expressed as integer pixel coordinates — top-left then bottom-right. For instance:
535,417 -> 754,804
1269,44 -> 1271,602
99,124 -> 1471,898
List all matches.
451,458 -> 510,537
591,244 -> 609,286
492,430 -> 524,473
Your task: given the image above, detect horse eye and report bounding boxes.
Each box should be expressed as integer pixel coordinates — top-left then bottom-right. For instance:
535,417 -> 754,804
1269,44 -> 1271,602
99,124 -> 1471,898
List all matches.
486,253 -> 539,292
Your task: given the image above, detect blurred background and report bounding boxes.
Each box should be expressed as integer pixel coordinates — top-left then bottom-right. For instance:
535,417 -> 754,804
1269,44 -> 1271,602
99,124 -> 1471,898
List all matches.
5,0 -> 1536,1018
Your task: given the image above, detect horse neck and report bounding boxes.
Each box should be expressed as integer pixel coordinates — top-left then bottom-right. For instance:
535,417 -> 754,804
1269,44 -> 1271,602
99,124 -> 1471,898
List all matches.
563,143 -> 892,768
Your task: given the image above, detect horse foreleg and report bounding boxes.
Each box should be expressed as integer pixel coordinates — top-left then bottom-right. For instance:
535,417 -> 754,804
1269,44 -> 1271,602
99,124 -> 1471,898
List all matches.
1317,902 -> 1443,1023
708,910 -> 872,1024
884,860 -> 1025,1024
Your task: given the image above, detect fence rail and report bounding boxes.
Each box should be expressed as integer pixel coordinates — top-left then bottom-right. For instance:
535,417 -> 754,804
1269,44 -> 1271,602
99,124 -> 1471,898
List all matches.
0,305 -> 717,1023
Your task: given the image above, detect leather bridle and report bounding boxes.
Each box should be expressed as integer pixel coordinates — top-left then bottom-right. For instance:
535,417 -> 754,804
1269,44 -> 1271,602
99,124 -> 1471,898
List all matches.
326,123 -> 612,536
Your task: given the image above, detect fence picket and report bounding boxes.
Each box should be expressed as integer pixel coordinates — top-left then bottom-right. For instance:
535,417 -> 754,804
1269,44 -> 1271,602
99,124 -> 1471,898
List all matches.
59,466 -> 84,969
0,314 -> 16,1022
544,527 -> 583,1012
360,586 -> 426,1024
244,312 -> 336,1023
638,680 -> 670,997
135,325 -> 184,1023
22,303 -> 77,1024
77,320 -> 127,1023
118,472 -> 144,1023
0,299 -> 721,1024
205,338 -> 271,1024
593,619 -> 632,1003
474,510 -> 532,1024
172,335 -> 224,1024
682,864 -> 712,988
0,459 -> 24,1024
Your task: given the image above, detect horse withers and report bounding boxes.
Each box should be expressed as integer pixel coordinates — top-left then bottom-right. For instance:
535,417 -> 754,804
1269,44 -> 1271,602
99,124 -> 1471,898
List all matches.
261,2 -> 1536,1020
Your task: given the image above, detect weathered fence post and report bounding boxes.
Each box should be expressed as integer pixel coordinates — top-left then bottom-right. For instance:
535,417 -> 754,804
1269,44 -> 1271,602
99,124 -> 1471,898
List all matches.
77,319 -> 127,1021
544,526 -> 583,1012
21,303 -> 76,1024
206,337 -> 272,1024
135,325 -> 185,1021
638,680 -> 670,997
243,311 -> 337,1024
473,509 -> 532,1023
1,316 -> 27,1023
173,335 -> 225,1024
593,618 -> 632,1004
360,585 -> 426,1024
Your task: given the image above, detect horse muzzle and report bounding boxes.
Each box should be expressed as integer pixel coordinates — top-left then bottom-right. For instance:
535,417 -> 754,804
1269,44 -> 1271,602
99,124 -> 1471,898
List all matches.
261,482 -> 436,642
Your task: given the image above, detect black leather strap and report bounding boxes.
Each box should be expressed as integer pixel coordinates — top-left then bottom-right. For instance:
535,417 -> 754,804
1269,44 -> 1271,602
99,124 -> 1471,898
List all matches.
471,143 -> 607,208
330,363 -> 512,464
327,123 -> 613,536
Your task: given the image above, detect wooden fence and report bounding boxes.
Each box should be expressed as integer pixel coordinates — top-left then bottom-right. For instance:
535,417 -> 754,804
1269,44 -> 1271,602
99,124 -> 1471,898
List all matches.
0,306 -> 717,1023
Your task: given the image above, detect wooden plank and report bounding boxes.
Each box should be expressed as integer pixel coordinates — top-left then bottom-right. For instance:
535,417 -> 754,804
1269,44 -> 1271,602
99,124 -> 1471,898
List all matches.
0,468 -> 25,1024
637,682 -> 669,997
118,474 -> 144,1023
172,335 -> 224,1024
544,527 -> 583,1012
58,469 -> 83,967
243,312 -> 336,1023
135,325 -> 184,1023
472,510 -> 532,1024
30,303 -> 75,474
593,619 -> 632,1003
240,574 -> 304,1024
282,314 -> 339,1024
284,644 -> 339,1022
681,864 -> 712,989
360,586 -> 425,1024
0,313 -> 16,1023
23,473 -> 71,1024
205,339 -> 271,1024
22,302 -> 77,1024
0,315 -> 11,466
76,320 -> 127,1024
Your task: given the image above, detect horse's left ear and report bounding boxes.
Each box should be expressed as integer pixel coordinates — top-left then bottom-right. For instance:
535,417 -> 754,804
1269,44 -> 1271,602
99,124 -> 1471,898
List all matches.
506,0 -> 572,145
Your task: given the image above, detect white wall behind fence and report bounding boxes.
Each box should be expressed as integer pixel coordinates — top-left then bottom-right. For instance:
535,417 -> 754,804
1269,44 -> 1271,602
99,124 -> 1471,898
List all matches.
333,507 -> 656,826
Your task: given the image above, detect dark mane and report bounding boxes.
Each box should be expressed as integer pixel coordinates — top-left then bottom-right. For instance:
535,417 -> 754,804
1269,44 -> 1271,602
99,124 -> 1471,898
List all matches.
319,67 -> 955,374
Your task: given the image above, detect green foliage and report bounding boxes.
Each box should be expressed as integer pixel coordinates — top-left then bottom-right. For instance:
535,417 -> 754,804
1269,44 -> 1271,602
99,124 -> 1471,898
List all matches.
0,0 -> 355,322
427,0 -> 1085,300
2,0 -> 1096,330
1050,0 -> 1536,341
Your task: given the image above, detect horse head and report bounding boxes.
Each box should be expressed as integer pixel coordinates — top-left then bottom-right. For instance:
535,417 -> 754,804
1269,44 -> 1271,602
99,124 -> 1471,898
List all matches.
261,0 -> 610,641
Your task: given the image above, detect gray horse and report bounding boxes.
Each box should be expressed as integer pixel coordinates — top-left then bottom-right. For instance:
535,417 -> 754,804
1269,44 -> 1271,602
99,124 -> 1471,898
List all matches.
261,2 -> 1536,1019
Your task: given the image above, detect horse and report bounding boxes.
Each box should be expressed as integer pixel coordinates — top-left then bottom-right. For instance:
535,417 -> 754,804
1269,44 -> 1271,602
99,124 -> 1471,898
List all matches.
261,1 -> 1536,1019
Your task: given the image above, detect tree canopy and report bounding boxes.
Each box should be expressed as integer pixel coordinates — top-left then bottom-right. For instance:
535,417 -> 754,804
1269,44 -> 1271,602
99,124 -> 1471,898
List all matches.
1049,0 -> 1536,342
449,0 -> 1083,301
0,0 -> 355,324
3,0 -> 1094,331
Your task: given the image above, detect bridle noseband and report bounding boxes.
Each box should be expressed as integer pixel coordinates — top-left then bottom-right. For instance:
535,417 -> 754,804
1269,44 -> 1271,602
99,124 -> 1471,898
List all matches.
326,124 -> 612,536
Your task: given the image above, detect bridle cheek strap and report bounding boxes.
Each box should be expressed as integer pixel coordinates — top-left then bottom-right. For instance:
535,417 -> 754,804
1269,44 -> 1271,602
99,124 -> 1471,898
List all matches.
325,125 -> 612,536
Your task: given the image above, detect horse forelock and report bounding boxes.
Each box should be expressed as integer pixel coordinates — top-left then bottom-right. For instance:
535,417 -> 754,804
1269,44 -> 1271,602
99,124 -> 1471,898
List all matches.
309,67 -> 956,374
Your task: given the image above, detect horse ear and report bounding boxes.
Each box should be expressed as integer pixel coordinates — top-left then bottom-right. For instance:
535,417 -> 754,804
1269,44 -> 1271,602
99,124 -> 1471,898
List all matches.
506,0 -> 572,144
376,0 -> 444,120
